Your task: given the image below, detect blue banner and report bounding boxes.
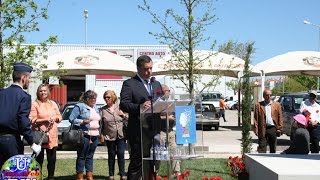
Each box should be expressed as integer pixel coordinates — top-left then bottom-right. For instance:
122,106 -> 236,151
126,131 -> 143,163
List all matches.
176,105 -> 196,144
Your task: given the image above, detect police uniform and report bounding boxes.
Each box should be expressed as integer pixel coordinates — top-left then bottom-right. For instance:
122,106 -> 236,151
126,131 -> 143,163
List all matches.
0,62 -> 34,167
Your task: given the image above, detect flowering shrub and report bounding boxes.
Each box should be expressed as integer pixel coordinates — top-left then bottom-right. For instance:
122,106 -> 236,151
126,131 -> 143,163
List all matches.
176,169 -> 191,180
226,155 -> 247,178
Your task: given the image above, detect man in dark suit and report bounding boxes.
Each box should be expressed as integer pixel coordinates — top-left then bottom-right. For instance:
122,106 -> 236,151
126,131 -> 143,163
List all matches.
254,89 -> 283,153
0,62 -> 41,167
120,55 -> 163,180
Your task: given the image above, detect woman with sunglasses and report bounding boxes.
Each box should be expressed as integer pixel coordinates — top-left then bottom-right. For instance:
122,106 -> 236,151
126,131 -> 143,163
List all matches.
100,90 -> 127,180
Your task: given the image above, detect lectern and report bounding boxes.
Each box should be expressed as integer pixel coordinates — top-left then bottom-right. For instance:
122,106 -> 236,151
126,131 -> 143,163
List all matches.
140,99 -> 203,179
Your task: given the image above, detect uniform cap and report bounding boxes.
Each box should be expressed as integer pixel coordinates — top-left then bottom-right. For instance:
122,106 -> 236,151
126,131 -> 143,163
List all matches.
309,90 -> 317,97
13,62 -> 33,73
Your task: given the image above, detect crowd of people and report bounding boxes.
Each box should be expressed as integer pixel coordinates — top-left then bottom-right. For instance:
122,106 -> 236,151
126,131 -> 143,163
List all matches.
1,55 -> 320,180
0,56 -> 180,180
254,89 -> 319,155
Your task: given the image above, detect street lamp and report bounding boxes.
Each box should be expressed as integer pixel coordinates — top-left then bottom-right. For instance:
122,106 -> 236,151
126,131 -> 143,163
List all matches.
84,9 -> 89,48
303,20 -> 320,90
304,20 -> 320,51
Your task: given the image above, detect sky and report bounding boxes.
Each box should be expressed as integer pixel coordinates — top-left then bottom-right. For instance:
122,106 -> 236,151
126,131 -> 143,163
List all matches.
25,0 -> 320,65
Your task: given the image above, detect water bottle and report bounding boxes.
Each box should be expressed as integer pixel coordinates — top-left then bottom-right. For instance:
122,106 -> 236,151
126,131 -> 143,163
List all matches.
150,146 -> 154,159
163,146 -> 169,160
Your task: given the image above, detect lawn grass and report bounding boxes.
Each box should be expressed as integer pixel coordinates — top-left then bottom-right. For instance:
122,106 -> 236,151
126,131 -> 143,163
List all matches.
41,158 -> 235,180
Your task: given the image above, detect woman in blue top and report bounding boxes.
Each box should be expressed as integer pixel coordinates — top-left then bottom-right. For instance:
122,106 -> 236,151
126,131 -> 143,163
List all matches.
69,90 -> 101,180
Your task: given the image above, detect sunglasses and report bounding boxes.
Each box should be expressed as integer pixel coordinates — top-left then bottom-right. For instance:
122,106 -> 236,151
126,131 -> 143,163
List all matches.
104,96 -> 111,99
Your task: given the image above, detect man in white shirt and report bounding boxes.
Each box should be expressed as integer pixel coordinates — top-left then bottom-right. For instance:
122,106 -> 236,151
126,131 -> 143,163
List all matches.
300,90 -> 320,153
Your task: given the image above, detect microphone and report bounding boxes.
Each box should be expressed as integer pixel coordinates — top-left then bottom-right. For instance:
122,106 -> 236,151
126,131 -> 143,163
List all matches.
150,77 -> 155,83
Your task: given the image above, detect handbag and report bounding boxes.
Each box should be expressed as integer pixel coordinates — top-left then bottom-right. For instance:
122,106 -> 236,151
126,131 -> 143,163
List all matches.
122,117 -> 128,139
32,122 -> 51,145
32,130 -> 48,144
62,123 -> 84,146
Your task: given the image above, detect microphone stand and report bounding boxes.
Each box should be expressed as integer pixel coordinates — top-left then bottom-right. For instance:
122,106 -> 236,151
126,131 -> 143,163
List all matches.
148,78 -> 156,180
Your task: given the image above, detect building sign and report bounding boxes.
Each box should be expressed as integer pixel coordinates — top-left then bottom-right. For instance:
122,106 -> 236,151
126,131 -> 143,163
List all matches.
137,49 -> 168,62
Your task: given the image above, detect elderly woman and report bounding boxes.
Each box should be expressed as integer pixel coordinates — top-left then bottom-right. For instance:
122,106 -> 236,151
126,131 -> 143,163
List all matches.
29,84 -> 62,180
100,90 -> 127,180
69,90 -> 101,180
281,114 -> 310,154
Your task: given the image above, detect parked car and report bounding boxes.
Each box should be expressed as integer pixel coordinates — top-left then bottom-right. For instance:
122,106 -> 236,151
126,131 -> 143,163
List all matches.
195,103 -> 220,130
57,102 -> 104,145
277,93 -> 307,137
57,103 -> 75,145
277,92 -> 320,138
201,92 -> 222,108
227,100 -> 238,110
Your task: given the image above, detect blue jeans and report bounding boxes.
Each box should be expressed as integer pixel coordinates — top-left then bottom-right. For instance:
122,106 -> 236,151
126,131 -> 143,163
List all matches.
106,138 -> 126,176
76,135 -> 98,173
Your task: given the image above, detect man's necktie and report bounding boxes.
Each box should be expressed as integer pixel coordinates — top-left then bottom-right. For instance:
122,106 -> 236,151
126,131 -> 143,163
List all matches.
144,80 -> 152,95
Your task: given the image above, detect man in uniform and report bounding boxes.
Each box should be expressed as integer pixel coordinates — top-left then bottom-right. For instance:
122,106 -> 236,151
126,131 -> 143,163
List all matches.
0,62 -> 41,167
300,90 -> 320,153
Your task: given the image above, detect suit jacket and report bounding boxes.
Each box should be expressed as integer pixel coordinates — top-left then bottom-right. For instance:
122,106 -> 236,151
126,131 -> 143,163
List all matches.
119,75 -> 163,141
254,101 -> 283,138
0,84 -> 33,145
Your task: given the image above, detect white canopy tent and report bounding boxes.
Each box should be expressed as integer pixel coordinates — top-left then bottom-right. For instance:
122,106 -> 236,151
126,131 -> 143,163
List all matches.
41,50 -> 137,76
254,51 -> 320,98
255,51 -> 320,76
153,50 -> 260,78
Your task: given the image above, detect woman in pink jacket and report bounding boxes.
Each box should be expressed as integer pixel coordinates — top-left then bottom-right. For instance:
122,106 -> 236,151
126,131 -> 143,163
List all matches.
29,84 -> 62,180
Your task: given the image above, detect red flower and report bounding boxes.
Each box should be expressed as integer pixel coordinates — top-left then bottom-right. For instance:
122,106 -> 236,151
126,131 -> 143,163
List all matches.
155,89 -> 162,95
226,155 -> 247,178
185,169 -> 191,175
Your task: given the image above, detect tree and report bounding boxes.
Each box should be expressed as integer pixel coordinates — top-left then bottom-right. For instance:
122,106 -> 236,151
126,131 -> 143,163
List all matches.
288,75 -> 317,90
241,43 -> 254,153
218,40 -> 253,60
272,77 -> 308,95
139,0 -> 219,100
218,40 -> 256,96
0,0 -> 57,88
225,80 -> 238,95
219,40 -> 254,152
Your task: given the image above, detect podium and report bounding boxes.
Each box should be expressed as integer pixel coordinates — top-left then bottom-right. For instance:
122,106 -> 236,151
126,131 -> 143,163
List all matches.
140,99 -> 203,179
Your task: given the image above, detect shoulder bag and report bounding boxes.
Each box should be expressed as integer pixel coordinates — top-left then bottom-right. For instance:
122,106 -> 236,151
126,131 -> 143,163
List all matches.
122,116 -> 128,139
33,130 -> 48,145
32,121 -> 51,145
62,122 -> 84,147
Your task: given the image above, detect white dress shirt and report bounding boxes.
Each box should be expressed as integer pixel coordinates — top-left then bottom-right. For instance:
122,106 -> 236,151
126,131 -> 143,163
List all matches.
265,101 -> 275,126
300,99 -> 320,123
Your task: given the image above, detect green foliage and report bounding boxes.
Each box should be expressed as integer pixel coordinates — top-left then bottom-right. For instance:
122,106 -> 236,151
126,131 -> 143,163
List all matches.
289,75 -> 318,90
139,0 -> 219,99
0,0 -> 57,88
41,159 -> 235,180
272,77 -> 308,95
225,80 -> 238,95
218,40 -> 255,60
219,40 -> 257,97
241,43 -> 254,153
